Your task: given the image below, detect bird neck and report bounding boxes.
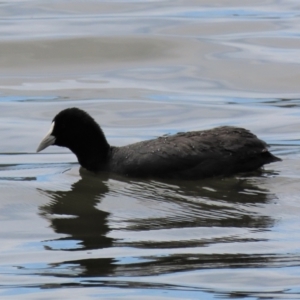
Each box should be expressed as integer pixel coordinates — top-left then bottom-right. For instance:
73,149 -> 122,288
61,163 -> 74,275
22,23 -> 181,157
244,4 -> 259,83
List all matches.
70,131 -> 111,173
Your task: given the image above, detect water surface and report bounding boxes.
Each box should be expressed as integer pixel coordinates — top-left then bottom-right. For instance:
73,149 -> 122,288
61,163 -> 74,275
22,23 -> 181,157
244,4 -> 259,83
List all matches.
0,1 -> 300,299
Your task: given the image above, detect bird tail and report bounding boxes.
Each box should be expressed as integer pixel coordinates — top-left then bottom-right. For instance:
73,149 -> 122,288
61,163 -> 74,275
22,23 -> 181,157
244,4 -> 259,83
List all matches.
262,149 -> 281,163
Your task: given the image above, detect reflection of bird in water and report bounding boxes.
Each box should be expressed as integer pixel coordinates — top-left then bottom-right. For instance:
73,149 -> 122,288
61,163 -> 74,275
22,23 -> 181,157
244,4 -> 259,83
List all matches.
37,107 -> 281,179
119,175 -> 276,234
38,171 -> 116,277
38,170 -> 278,278
39,171 -> 112,251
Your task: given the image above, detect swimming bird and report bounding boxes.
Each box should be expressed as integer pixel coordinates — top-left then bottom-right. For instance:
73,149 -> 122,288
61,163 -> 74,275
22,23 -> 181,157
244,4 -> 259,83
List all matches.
36,107 -> 281,179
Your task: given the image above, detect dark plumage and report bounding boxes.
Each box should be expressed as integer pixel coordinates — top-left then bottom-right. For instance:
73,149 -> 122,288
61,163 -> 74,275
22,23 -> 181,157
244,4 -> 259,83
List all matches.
36,107 -> 281,179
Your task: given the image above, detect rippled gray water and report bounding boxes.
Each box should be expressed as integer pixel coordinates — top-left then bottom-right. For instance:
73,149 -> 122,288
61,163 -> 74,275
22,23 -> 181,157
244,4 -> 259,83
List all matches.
1,1 -> 300,299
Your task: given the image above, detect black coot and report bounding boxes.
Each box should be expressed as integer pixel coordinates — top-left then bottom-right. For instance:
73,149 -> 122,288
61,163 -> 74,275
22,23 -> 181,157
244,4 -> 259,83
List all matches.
36,107 -> 281,179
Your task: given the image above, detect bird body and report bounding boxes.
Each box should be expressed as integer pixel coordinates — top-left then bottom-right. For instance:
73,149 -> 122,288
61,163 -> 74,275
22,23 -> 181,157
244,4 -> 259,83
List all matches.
37,108 -> 280,179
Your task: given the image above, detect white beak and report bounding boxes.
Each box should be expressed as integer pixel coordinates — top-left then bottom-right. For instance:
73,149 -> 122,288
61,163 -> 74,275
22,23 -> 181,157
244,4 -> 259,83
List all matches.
36,122 -> 56,152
